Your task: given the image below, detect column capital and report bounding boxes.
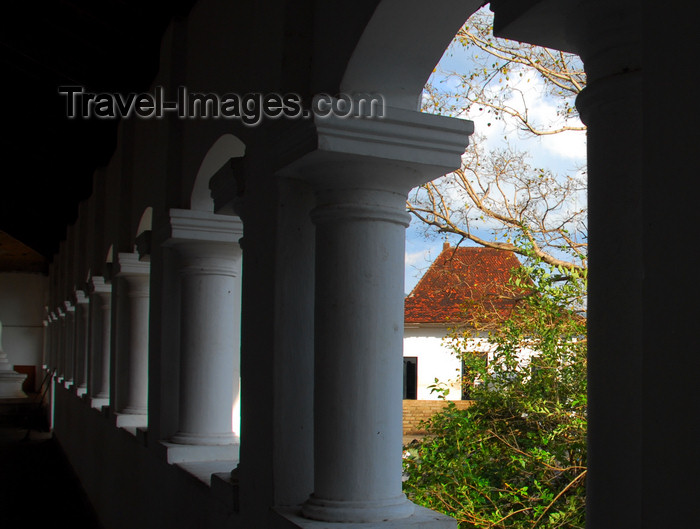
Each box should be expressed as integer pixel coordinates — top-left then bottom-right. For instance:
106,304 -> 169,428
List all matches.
277,106 -> 472,193
73,289 -> 89,306
161,208 -> 243,246
490,0 -> 641,125
160,209 -> 244,279
114,252 -> 150,278
88,275 -> 111,296
63,300 -> 75,314
114,252 -> 150,296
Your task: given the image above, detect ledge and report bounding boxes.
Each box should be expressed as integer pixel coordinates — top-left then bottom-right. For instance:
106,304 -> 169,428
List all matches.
155,441 -> 239,511
273,504 -> 457,529
158,440 -> 239,464
87,396 -> 109,410
175,460 -> 238,486
112,412 -> 148,429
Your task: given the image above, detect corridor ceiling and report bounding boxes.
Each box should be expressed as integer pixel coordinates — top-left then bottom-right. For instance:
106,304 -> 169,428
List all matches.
0,1 -> 195,269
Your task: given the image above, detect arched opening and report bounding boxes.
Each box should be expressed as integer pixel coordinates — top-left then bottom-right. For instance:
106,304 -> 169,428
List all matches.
135,207 -> 153,261
190,134 -> 246,212
401,5 -> 587,525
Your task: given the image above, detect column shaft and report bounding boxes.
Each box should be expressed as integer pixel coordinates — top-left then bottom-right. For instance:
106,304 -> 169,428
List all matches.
57,310 -> 66,381
122,277 -> 150,414
302,188 -> 413,522
172,244 -> 241,444
74,293 -> 90,396
164,209 -> 243,446
114,253 -> 151,416
570,4 -> 642,525
63,304 -> 75,387
88,284 -> 111,402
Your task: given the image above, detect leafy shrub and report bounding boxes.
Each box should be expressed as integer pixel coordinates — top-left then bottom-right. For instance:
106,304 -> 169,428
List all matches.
403,263 -> 586,529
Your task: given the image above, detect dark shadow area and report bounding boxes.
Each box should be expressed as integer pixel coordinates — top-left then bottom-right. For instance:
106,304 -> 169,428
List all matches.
0,401 -> 103,529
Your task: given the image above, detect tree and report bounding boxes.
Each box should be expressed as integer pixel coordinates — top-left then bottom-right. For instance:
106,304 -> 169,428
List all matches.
408,6 -> 587,272
403,259 -> 587,528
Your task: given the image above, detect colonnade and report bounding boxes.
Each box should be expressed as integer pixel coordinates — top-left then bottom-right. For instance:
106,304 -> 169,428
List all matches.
34,1 -> 677,528
41,102 -> 471,529
43,212 -> 245,451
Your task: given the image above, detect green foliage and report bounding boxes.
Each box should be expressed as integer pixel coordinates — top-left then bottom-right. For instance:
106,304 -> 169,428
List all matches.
403,261 -> 587,528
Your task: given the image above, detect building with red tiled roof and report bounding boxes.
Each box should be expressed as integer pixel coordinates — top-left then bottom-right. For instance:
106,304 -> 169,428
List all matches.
405,243 -> 522,325
403,243 -> 522,402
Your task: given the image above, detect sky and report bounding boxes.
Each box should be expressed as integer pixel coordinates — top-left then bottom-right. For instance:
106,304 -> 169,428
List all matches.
404,9 -> 587,295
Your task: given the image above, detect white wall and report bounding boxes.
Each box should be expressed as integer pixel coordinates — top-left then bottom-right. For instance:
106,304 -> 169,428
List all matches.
403,327 -> 504,400
403,326 -> 462,400
0,272 -> 48,376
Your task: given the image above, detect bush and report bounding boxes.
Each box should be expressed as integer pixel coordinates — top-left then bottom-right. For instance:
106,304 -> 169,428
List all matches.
403,263 -> 587,528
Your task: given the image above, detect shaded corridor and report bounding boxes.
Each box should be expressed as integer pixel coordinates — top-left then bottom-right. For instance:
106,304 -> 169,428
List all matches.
0,400 -> 102,529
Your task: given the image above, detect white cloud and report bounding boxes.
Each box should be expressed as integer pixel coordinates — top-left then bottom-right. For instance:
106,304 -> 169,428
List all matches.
539,128 -> 587,161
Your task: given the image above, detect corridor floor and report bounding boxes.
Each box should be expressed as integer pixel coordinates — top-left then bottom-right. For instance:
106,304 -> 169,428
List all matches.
0,402 -> 103,529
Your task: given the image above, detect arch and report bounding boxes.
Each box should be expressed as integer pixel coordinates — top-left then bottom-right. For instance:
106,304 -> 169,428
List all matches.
105,245 -> 114,264
340,0 -> 483,110
135,207 -> 153,260
190,134 -> 246,212
136,207 -> 153,237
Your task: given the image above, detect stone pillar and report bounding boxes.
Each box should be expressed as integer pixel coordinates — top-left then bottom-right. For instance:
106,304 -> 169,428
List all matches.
113,252 -> 151,420
280,106 -> 472,524
568,4 -> 642,526
0,320 -> 28,398
47,312 -> 57,373
41,315 -> 49,370
73,290 -> 90,397
62,301 -> 75,389
88,276 -> 111,408
56,308 -> 66,382
304,187 -> 413,522
52,311 -> 62,377
164,209 -> 243,447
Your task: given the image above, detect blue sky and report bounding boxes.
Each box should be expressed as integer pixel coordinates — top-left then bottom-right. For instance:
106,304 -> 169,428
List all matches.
404,16 -> 587,295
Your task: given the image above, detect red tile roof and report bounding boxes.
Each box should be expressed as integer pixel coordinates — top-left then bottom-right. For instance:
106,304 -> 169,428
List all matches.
405,244 -> 522,325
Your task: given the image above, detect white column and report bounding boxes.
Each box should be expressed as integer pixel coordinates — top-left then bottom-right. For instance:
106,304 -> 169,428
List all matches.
56,308 -> 66,382
280,106 -> 472,524
62,301 -> 75,389
88,276 -> 111,408
73,290 -> 90,397
113,252 -> 151,418
304,187 -> 413,522
164,209 -> 243,446
41,314 -> 49,370
47,312 -> 58,373
52,311 -> 62,377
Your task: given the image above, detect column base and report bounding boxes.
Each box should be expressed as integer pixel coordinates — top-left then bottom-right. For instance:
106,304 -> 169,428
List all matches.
113,412 -> 148,429
159,440 -> 240,464
170,431 -> 239,446
275,503 -> 456,528
301,494 -> 414,523
89,397 -> 110,410
119,405 -> 147,415
0,370 -> 28,399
